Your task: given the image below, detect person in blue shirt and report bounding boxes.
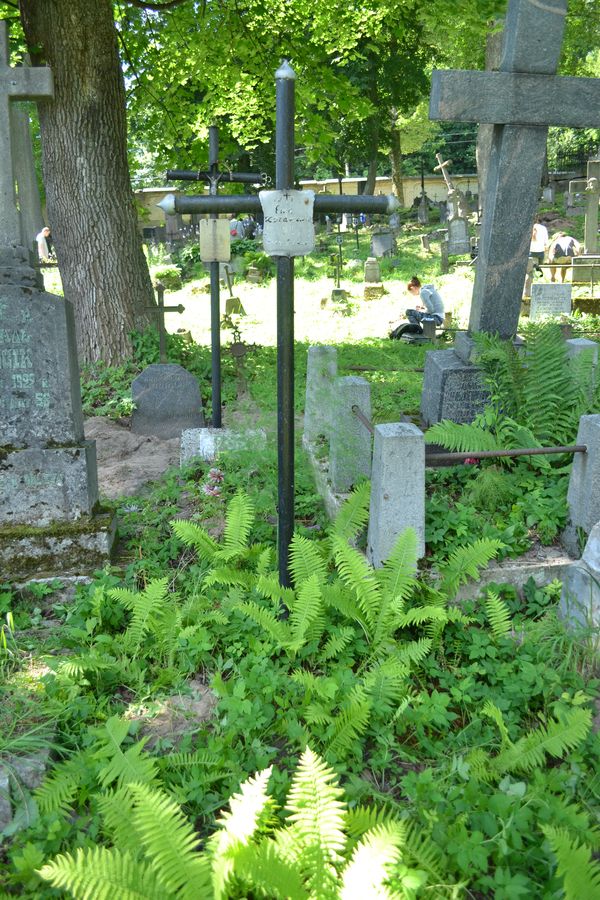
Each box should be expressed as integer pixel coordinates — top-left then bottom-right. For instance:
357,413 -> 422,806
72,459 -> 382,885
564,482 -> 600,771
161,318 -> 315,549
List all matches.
405,276 -> 445,326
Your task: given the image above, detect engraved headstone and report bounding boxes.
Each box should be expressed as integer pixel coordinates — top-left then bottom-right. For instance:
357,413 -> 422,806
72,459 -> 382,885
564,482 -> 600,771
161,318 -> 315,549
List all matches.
199,219 -> 230,262
529,283 -> 571,320
0,22 -> 114,580
131,364 -> 205,439
421,351 -> 490,426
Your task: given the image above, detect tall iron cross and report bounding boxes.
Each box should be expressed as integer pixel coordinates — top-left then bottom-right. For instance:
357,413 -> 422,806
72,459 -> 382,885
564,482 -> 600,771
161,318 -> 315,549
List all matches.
429,0 -> 600,339
145,281 -> 184,364
159,62 -> 398,587
0,21 -> 53,246
166,128 -> 267,428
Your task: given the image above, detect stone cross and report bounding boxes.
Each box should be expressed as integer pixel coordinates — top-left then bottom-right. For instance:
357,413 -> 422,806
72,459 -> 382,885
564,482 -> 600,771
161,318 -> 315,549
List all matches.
429,0 -> 600,339
569,158 -> 600,255
145,282 -> 184,363
0,21 -> 53,246
434,153 -> 467,221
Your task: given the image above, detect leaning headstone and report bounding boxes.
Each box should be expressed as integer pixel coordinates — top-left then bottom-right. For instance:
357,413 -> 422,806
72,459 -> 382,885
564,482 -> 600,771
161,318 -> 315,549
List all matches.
0,22 -> 115,582
131,364 -> 205,439
370,230 -> 395,258
559,523 -> 600,645
529,283 -> 572,320
566,337 -> 599,367
329,377 -> 372,492
421,349 -> 490,426
447,217 -> 470,255
303,345 -> 338,444
367,423 -> 425,567
542,184 -> 556,203
566,414 -> 600,538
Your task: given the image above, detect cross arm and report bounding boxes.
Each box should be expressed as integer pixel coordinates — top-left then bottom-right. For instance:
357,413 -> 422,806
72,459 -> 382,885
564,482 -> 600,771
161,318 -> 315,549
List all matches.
7,67 -> 53,101
430,70 -> 600,128
166,169 -> 267,185
158,193 -> 399,216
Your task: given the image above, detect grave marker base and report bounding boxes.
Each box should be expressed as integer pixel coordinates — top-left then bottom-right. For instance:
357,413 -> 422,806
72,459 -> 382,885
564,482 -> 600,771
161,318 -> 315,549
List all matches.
421,348 -> 490,426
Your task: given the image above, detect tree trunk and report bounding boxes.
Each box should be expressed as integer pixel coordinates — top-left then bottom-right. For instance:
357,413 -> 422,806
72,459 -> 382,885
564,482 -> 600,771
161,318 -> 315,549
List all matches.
363,115 -> 380,196
20,0 -> 154,365
389,110 -> 405,207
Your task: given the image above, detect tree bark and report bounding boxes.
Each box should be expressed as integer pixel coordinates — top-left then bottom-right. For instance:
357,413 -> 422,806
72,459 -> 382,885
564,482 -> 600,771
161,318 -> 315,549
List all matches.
20,0 -> 154,365
389,109 -> 405,207
363,115 -> 380,196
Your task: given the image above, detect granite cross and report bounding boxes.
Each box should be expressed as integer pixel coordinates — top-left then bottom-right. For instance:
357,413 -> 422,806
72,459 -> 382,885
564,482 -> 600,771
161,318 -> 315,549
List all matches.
166,128 -> 268,427
429,0 -> 600,339
0,21 -> 53,247
569,158 -> 600,255
145,282 -> 184,364
159,62 -> 398,586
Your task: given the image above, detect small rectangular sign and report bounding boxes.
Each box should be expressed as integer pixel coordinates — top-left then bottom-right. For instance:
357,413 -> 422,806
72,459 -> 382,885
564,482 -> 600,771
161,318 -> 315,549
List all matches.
199,219 -> 231,262
259,190 -> 315,257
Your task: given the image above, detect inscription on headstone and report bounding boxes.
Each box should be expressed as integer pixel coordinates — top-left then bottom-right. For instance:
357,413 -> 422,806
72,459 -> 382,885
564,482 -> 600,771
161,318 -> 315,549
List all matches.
421,350 -> 490,426
529,283 -> 572,320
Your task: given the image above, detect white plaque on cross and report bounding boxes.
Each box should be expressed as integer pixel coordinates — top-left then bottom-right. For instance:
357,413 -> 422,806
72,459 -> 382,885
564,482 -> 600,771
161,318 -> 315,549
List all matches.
259,189 -> 315,257
199,219 -> 231,262
0,21 -> 53,247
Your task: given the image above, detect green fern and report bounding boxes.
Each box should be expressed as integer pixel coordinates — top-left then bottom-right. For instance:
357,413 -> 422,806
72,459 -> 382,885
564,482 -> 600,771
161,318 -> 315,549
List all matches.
38,846 -> 169,900
289,533 -> 327,590
339,822 -> 405,898
289,573 -> 325,650
110,578 -> 170,655
330,481 -> 371,543
94,717 -> 158,790
437,538 -> 503,598
331,536 -> 381,636
236,600 -> 293,651
218,491 -> 255,559
544,825 -> 600,899
485,591 -> 512,639
170,519 -> 219,560
320,626 -> 355,660
327,687 -> 372,757
492,707 -> 591,775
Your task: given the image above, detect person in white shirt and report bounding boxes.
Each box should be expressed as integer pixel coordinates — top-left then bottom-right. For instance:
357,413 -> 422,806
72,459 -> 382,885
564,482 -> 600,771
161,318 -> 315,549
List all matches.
36,226 -> 51,261
529,219 -> 549,275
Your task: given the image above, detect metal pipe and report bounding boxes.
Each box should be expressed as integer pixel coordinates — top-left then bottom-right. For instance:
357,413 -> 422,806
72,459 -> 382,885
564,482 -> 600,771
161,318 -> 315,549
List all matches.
208,127 -> 222,428
351,404 -> 375,435
426,444 -> 587,463
158,193 -> 398,217
166,169 -> 265,184
275,61 -> 296,589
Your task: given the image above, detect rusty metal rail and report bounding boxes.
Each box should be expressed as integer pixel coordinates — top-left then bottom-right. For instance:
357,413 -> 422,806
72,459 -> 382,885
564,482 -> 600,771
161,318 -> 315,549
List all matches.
350,406 -> 587,462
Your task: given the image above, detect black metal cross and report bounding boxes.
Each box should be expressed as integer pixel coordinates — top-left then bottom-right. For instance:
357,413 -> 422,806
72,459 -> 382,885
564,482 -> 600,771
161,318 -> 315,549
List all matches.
146,281 -> 184,363
166,127 -> 267,428
159,62 -> 398,587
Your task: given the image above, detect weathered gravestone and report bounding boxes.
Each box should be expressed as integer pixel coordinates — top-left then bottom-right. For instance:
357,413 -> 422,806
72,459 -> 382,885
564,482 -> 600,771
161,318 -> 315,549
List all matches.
569,158 -> 600,256
447,217 -> 470,256
421,0 -> 600,425
434,153 -> 470,254
0,23 -> 115,580
131,364 -> 204,439
370,229 -> 395,258
529,283 -> 572,320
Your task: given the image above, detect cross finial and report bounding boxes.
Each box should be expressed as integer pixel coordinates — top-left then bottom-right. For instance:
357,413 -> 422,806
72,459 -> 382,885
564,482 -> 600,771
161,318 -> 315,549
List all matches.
0,21 -> 53,247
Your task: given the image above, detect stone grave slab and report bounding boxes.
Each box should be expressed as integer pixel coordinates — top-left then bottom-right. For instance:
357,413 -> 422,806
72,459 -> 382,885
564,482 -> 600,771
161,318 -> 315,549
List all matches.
572,256 -> 600,283
529,283 -> 571,320
421,350 -> 490,426
131,363 -> 205,439
370,230 -> 395,258
447,217 -> 470,255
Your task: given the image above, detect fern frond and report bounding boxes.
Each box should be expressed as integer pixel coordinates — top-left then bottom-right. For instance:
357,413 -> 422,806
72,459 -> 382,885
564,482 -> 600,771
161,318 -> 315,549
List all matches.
232,840 -> 309,899
290,574 -> 324,650
363,657 -> 409,710
403,822 -> 447,882
485,591 -> 512,639
160,750 -> 220,769
322,583 -> 369,637
481,700 -> 511,747
286,747 -> 346,894
35,756 -> 84,815
210,767 -> 273,899
97,788 -> 139,857
345,806 -> 398,841
289,533 -> 327,590
437,538 -> 503,598
327,688 -> 372,757
544,825 -> 600,900
303,702 -> 332,727
204,567 -> 255,588
237,600 -> 292,650
330,482 -> 371,543
395,606 -> 448,627
127,783 -> 212,898
95,717 -> 157,789
377,528 -> 419,601
54,654 -> 117,678
340,823 -> 404,899
256,573 -> 296,610
321,626 -> 355,660
114,578 -> 170,653
331,536 -> 381,635
38,847 -> 168,900
291,669 -> 338,701
170,518 -> 219,560
396,637 -> 433,667
493,707 -> 591,775
220,491 -> 254,557
425,419 -> 502,452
